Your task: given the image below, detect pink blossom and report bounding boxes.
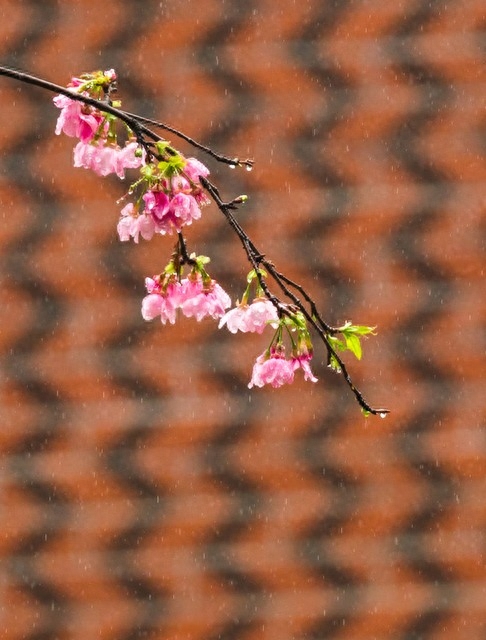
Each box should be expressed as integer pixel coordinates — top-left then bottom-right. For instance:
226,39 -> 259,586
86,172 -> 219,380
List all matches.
73,140 -> 117,175
142,190 -> 176,233
54,95 -> 103,142
132,214 -> 157,242
179,276 -> 231,321
292,354 -> 318,383
143,190 -> 170,221
144,277 -> 162,294
183,158 -> 211,206
94,145 -> 119,176
74,140 -> 143,178
141,294 -> 164,321
104,69 -> 117,82
171,170 -> 210,206
184,157 -> 210,184
73,140 -> 97,169
141,281 -> 181,325
171,175 -> 191,193
218,305 -> 250,333
248,348 -> 295,389
116,214 -> 134,242
193,190 -> 211,207
169,192 -> 201,227
117,203 -> 156,243
246,298 -> 279,331
219,298 -> 279,334
142,190 -> 201,235
114,141 -> 143,177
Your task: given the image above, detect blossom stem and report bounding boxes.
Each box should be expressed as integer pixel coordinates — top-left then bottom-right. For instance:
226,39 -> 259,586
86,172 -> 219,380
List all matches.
121,111 -> 254,169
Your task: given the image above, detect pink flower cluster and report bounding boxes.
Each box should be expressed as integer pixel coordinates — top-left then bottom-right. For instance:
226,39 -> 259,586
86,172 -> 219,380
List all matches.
53,72 -> 143,179
248,347 -> 318,389
54,69 -> 321,395
117,157 -> 210,241
141,274 -> 231,324
218,287 -> 317,389
74,140 -> 142,178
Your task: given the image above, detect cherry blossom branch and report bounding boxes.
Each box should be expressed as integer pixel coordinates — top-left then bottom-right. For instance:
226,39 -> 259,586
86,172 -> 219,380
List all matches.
201,177 -> 388,416
0,66 -> 251,169
0,64 -> 389,417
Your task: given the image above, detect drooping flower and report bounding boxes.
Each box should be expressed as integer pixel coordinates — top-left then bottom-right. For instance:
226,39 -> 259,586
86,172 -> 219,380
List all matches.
117,203 -> 156,243
179,276 -> 231,321
141,279 -> 182,325
169,192 -> 201,228
142,184 -> 203,235
184,157 -> 210,184
292,353 -> 318,383
182,158 -> 211,206
143,190 -> 180,234
73,140 -> 114,174
114,141 -> 144,177
246,298 -> 279,331
248,347 -> 295,389
171,175 -> 191,194
116,212 -> 133,242
218,305 -> 250,333
74,140 -> 143,178
53,94 -> 104,142
141,294 -> 164,321
219,297 -> 279,334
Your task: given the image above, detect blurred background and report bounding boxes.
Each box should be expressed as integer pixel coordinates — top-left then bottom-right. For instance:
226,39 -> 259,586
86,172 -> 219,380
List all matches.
1,1 -> 485,639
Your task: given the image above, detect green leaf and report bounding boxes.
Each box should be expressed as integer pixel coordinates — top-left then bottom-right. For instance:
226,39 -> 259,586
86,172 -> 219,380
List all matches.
344,333 -> 362,360
336,322 -> 376,336
349,325 -> 376,336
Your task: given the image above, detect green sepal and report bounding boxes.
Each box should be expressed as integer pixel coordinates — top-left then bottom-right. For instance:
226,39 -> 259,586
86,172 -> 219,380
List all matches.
157,154 -> 186,178
338,321 -> 377,336
246,268 -> 268,284
140,164 -> 155,180
193,254 -> 211,266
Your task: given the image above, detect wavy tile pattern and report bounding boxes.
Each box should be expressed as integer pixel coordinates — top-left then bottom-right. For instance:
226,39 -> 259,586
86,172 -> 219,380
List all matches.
1,1 -> 485,639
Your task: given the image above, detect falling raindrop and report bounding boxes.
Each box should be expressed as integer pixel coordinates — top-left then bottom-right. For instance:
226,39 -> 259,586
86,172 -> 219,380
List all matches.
246,164 -> 253,172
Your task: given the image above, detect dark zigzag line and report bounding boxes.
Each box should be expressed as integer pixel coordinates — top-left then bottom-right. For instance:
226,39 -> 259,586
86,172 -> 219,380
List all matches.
195,0 -> 259,148
3,6 -> 76,635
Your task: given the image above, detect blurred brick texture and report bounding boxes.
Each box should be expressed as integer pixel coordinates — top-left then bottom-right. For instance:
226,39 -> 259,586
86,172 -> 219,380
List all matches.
1,1 -> 485,639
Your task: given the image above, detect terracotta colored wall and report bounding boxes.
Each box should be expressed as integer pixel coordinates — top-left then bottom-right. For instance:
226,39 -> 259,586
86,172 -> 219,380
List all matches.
1,1 -> 485,639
